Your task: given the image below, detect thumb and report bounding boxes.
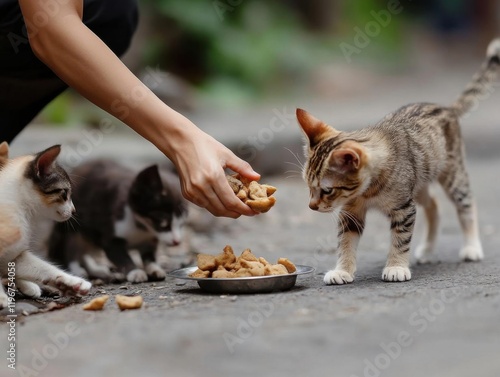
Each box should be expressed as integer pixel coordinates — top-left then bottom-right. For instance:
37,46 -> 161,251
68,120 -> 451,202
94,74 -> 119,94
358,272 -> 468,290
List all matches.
225,153 -> 260,181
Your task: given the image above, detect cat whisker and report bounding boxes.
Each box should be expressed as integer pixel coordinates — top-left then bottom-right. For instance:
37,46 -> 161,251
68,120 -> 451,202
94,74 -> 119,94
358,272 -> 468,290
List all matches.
284,170 -> 302,180
333,211 -> 344,231
66,214 -> 81,231
283,147 -> 305,170
68,173 -> 85,185
340,210 -> 363,234
284,161 -> 304,170
284,167 -> 303,175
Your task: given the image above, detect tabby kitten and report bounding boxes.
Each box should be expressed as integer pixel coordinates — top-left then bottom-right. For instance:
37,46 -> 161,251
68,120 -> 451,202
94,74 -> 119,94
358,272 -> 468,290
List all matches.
49,160 -> 188,283
297,39 -> 500,284
0,143 -> 91,308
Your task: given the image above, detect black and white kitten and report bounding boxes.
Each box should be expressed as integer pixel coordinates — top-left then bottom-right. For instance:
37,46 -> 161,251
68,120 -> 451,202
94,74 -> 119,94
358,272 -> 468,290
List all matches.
48,160 -> 188,283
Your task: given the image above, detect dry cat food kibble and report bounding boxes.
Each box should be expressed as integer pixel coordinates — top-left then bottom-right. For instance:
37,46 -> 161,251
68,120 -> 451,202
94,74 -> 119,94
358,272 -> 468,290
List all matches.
82,295 -> 109,311
189,245 -> 297,278
115,295 -> 143,310
226,174 -> 277,213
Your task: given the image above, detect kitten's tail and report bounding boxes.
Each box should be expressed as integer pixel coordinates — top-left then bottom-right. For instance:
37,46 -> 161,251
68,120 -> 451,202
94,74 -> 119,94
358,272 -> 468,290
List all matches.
452,38 -> 500,117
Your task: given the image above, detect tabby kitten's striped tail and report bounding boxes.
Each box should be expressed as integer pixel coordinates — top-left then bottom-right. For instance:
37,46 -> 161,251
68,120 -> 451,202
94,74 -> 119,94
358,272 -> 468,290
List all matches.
452,38 -> 500,117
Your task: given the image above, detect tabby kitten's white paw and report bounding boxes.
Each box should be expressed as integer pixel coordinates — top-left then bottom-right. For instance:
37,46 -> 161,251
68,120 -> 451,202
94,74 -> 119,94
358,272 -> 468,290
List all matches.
17,280 -> 42,298
460,244 -> 484,262
324,269 -> 354,285
415,243 -> 435,264
127,268 -> 148,283
382,266 -> 411,282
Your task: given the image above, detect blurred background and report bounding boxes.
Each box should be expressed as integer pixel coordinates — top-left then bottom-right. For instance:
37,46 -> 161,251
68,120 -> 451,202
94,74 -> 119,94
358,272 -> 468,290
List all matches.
34,0 -> 500,124
12,0 -> 500,175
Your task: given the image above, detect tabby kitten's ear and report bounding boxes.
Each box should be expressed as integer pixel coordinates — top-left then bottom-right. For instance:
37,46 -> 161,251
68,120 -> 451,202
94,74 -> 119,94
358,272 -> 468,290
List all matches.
328,146 -> 362,174
296,108 -> 340,149
35,145 -> 61,177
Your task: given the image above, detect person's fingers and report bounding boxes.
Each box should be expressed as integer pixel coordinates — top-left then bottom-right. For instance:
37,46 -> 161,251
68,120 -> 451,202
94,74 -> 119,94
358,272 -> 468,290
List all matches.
212,176 -> 257,217
200,185 -> 242,218
180,172 -> 249,218
224,153 -> 260,182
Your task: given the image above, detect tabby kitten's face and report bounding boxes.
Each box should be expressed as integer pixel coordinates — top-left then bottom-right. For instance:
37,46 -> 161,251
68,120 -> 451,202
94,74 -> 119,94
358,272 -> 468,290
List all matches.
297,109 -> 368,213
128,165 -> 187,246
26,145 -> 75,222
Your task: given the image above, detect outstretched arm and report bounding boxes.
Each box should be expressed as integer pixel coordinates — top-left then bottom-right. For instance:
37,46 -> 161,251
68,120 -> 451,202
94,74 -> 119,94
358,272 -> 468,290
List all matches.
18,0 -> 260,218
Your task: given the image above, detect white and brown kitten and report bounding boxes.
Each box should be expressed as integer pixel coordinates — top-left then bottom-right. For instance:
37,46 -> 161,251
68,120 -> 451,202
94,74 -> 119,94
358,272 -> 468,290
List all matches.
48,160 -> 188,283
297,38 -> 500,285
0,143 -> 91,308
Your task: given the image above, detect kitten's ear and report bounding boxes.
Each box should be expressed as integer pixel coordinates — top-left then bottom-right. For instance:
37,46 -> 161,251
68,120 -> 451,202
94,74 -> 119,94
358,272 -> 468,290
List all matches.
135,165 -> 163,192
35,145 -> 61,177
0,142 -> 8,169
328,148 -> 361,173
296,108 -> 340,149
0,141 -> 9,159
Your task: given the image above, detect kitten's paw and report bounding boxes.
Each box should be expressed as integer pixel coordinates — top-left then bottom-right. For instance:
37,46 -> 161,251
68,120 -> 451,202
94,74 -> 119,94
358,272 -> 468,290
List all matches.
68,261 -> 89,279
460,244 -> 484,262
382,266 -> 411,282
55,275 -> 92,296
127,268 -> 148,283
324,269 -> 354,285
87,265 -> 112,280
415,243 -> 435,264
145,263 -> 166,281
110,272 -> 126,283
17,280 -> 42,298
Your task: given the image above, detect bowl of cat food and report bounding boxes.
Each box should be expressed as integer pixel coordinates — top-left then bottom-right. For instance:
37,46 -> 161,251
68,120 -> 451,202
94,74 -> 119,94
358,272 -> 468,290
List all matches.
168,245 -> 314,294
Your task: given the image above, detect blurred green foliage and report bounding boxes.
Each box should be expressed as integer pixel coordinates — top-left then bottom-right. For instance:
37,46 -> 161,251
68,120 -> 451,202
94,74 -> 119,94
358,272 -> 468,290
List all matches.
41,0 -> 420,122
141,0 -> 329,103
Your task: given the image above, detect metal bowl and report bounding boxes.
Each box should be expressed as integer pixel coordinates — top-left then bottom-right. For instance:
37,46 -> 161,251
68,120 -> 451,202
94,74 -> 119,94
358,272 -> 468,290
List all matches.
168,265 -> 314,294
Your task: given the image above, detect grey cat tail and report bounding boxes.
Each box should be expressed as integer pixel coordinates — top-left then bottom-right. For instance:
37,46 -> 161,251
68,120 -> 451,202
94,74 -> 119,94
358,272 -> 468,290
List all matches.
452,37 -> 500,117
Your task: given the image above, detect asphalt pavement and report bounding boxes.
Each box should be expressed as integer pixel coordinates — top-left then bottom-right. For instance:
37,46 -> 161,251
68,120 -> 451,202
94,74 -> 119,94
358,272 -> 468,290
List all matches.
2,68 -> 500,377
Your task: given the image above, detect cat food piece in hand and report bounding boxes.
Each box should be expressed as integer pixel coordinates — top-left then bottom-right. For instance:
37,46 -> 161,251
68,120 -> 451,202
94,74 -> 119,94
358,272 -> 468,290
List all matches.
115,295 -> 143,310
189,245 -> 296,278
82,295 -> 109,311
226,174 -> 277,213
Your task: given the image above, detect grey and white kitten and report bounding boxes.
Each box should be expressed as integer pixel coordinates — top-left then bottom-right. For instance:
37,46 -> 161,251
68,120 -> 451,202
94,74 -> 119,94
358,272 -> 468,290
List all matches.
297,38 -> 500,285
48,159 -> 188,283
0,143 -> 91,308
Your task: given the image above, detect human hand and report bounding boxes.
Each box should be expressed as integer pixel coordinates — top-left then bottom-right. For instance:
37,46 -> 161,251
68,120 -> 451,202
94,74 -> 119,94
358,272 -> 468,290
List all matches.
164,120 -> 261,218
